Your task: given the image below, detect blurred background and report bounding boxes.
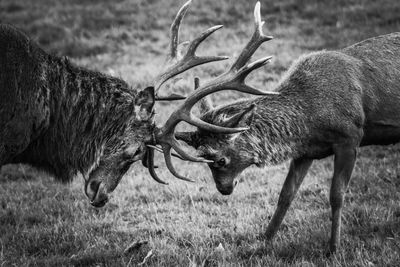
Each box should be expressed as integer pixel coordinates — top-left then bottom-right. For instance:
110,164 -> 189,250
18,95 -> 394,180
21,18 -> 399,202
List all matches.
1,0 -> 400,266
3,0 -> 400,87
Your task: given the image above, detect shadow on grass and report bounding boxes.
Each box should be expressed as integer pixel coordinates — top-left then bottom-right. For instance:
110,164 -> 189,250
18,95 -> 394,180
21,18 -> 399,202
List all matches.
0,164 -> 39,183
348,219 -> 400,242
32,242 -> 152,267
32,250 -> 125,267
2,223 -> 150,266
238,231 -> 328,264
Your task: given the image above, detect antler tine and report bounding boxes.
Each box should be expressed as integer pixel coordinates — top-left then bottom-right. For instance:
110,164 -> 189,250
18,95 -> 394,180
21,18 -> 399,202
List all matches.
163,145 -> 195,182
154,26 -> 228,92
230,1 -> 273,71
187,114 -> 249,133
147,141 -> 210,182
154,1 -> 229,93
168,0 -> 191,61
147,144 -> 185,161
195,77 -> 213,113
185,25 -> 225,60
170,140 -> 212,163
146,147 -> 168,185
155,93 -> 186,101
146,143 -> 202,184
234,56 -> 277,85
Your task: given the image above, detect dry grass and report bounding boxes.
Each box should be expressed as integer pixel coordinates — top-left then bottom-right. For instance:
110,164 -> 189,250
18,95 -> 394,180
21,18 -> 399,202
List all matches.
1,0 -> 400,266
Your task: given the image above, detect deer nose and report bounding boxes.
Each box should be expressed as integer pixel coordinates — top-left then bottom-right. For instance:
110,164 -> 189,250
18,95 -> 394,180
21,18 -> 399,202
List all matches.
85,180 -> 100,200
85,180 -> 109,207
216,182 -> 235,195
91,191 -> 108,208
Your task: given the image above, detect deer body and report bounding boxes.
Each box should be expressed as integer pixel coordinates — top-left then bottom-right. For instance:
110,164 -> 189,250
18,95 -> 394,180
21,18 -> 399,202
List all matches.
204,32 -> 400,163
0,24 -> 155,206
179,32 -> 400,252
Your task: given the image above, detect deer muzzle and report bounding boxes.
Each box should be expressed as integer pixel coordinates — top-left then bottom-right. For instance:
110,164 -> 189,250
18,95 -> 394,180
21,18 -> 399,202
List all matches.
215,178 -> 239,195
85,179 -> 109,207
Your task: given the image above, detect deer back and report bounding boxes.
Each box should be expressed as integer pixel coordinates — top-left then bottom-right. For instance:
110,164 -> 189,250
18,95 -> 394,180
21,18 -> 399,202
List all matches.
0,24 -> 51,164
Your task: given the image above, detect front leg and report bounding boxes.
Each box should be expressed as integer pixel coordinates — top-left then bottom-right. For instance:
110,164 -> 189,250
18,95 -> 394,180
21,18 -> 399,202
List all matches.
264,157 -> 313,241
329,146 -> 357,252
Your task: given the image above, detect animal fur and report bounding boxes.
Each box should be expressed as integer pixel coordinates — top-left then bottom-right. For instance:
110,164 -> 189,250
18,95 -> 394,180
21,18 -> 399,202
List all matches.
0,24 -> 154,183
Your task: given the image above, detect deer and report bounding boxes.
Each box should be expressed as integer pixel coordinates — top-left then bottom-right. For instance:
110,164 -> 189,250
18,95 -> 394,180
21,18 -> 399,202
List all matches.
0,0 -> 270,208
157,1 -> 400,253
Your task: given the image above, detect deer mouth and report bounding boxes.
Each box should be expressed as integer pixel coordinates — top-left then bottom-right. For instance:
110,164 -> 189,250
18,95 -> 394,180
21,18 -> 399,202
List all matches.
217,187 -> 234,195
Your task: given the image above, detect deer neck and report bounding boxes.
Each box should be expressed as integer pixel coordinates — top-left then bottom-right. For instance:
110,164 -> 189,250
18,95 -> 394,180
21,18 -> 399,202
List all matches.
18,57 -> 136,181
241,94 -> 308,167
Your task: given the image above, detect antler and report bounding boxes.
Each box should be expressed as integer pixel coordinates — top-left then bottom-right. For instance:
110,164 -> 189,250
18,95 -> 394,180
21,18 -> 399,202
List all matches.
153,0 -> 228,99
229,1 -> 273,71
194,77 -> 213,113
147,1 -> 277,182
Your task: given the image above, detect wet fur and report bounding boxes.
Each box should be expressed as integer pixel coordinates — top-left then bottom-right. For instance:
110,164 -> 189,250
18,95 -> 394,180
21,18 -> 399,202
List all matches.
0,24 -> 152,182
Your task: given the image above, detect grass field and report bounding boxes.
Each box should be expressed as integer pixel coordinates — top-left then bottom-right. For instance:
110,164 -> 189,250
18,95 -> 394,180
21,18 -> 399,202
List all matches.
1,0 -> 400,266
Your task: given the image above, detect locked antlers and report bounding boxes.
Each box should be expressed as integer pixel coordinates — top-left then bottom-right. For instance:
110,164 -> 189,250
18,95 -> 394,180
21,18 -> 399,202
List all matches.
147,1 -> 276,183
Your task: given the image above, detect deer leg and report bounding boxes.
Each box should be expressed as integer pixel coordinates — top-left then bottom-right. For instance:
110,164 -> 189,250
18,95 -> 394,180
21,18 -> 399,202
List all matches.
329,145 -> 357,253
264,157 -> 313,241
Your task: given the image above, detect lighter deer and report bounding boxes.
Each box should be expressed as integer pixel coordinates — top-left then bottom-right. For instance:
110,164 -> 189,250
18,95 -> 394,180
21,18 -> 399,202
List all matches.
173,2 -> 400,252
0,1 -> 265,207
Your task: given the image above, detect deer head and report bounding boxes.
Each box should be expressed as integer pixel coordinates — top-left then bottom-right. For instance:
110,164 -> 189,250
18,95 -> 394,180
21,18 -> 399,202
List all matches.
83,86 -> 156,207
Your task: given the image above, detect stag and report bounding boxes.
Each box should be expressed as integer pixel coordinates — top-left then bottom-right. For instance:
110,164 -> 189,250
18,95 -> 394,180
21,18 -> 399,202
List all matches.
171,2 -> 400,252
0,1 -> 267,207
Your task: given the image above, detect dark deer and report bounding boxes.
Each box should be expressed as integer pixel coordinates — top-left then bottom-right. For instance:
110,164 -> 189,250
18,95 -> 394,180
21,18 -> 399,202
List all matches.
173,2 -> 400,252
0,1 -> 265,208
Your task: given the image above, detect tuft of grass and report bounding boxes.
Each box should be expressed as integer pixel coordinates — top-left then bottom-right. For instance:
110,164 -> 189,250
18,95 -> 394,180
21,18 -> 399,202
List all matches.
1,0 -> 400,266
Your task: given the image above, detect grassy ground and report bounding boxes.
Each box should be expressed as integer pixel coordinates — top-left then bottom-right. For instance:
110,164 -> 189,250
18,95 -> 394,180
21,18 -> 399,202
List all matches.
1,0 -> 400,266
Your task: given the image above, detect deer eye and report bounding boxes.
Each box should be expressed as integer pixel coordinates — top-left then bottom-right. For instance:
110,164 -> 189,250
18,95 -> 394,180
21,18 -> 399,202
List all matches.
217,158 -> 226,167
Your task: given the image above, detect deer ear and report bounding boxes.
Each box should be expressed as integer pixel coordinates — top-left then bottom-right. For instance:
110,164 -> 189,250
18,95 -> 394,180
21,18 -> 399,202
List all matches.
225,104 -> 257,128
135,86 -> 155,121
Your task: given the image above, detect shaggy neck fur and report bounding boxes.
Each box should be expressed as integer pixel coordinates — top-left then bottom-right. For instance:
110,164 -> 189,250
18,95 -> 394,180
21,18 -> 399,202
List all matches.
13,56 -> 137,182
205,92 -> 310,167
243,95 -> 309,166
